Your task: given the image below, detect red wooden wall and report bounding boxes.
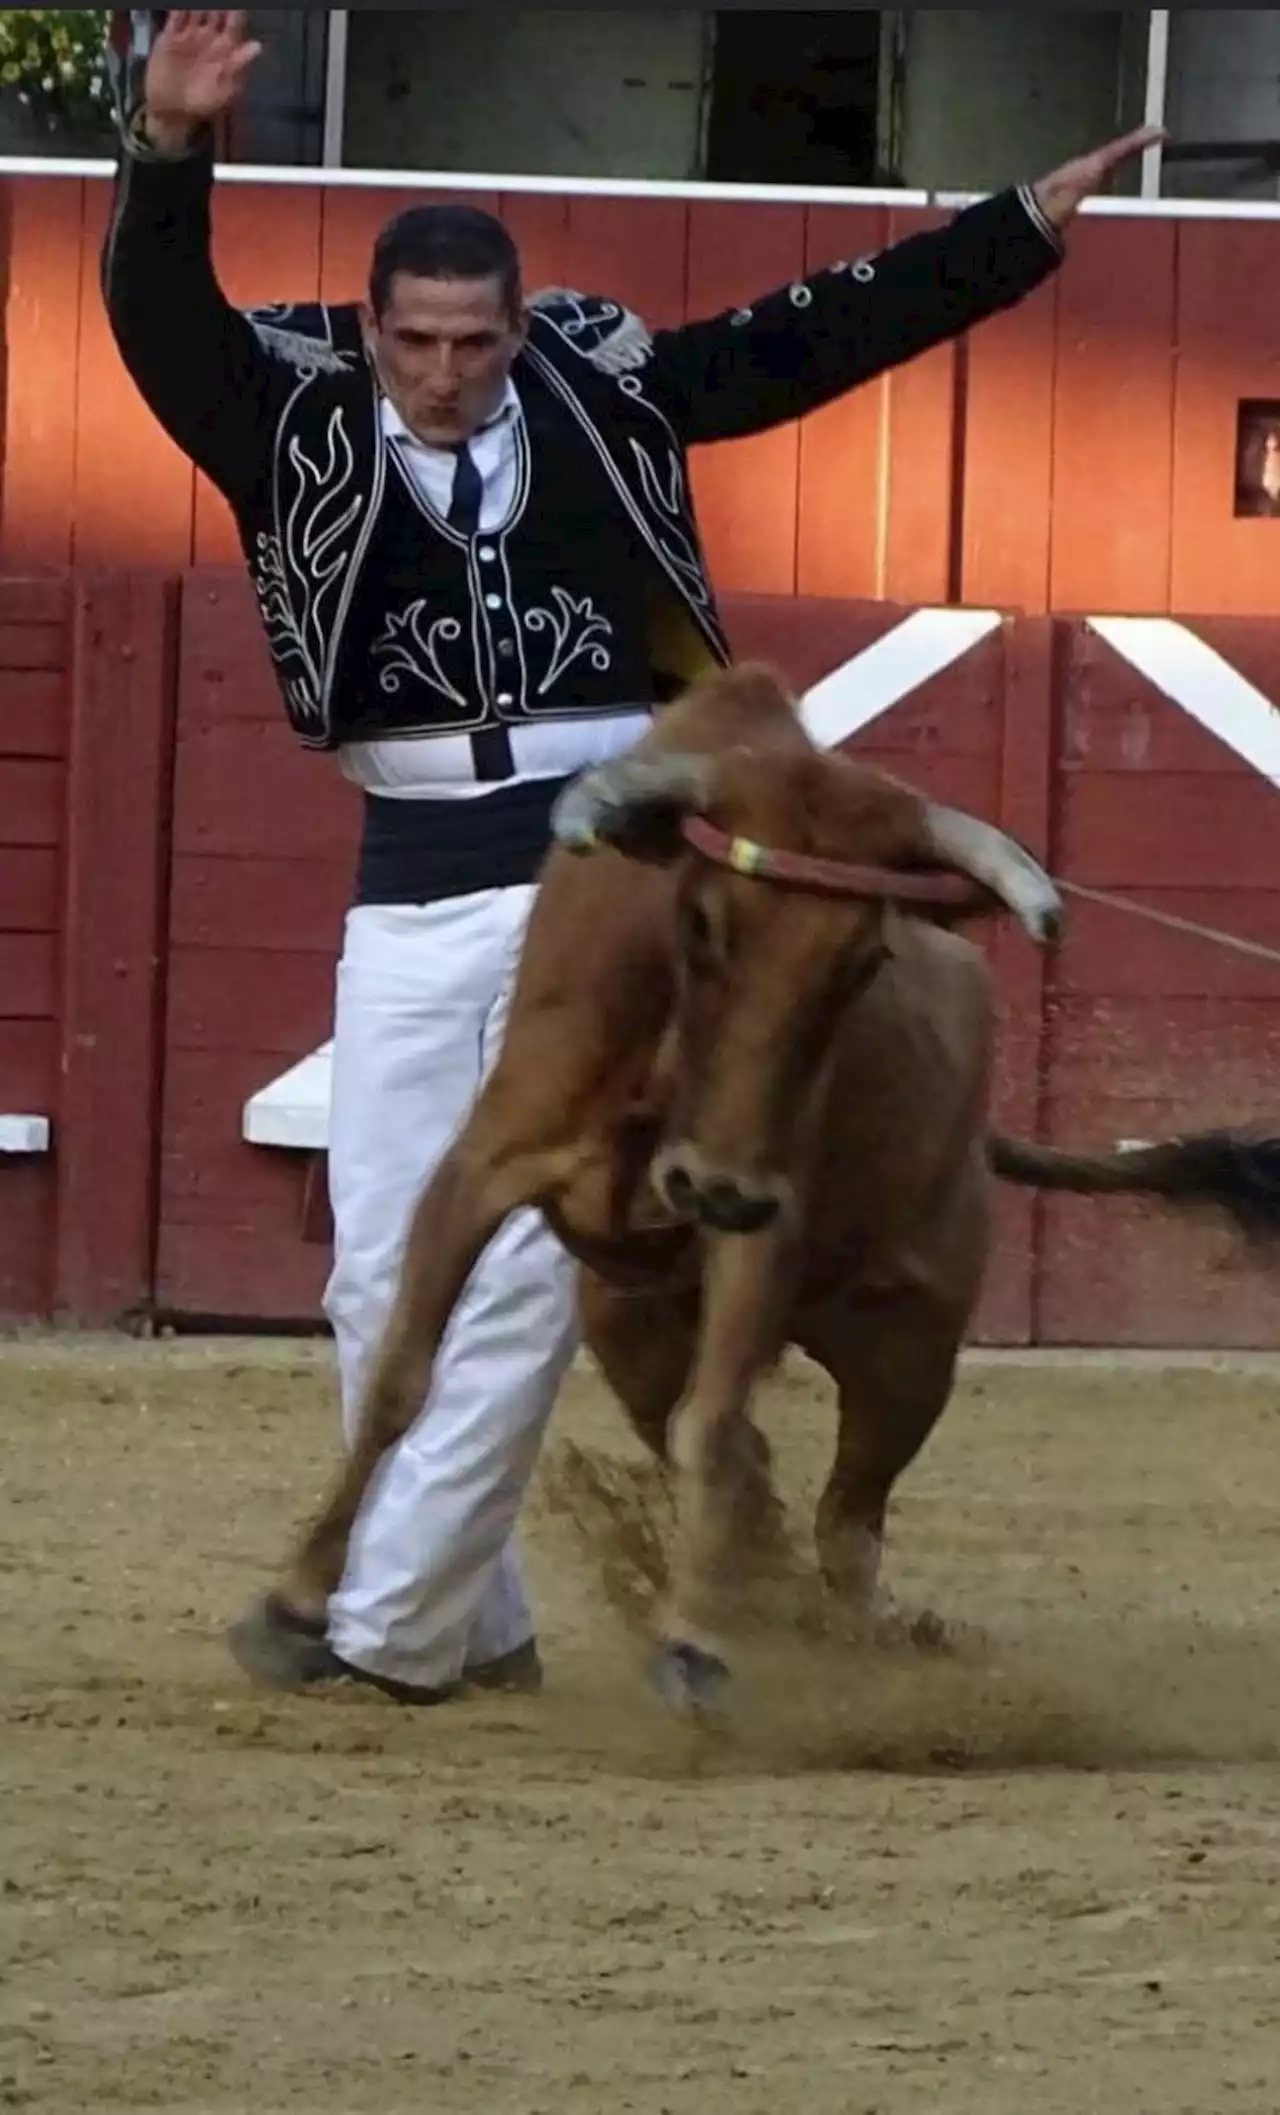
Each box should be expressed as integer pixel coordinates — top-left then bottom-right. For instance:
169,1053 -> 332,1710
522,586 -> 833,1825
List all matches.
5,172 -> 1280,1344
8,171 -> 1280,616
0,574 -> 175,1325
5,568 -> 1280,1349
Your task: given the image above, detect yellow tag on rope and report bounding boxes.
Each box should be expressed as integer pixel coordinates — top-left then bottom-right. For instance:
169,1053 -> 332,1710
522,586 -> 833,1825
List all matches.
727,836 -> 768,875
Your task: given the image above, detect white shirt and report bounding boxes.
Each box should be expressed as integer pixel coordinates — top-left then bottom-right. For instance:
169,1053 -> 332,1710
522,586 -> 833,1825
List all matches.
378,381 -> 522,532
340,381 -> 652,801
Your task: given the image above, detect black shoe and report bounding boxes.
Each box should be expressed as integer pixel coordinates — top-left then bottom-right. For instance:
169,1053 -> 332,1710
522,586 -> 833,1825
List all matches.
226,1593 -> 541,1704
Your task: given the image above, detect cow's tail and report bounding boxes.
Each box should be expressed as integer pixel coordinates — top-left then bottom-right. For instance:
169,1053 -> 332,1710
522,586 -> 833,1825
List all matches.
988,1128 -> 1280,1245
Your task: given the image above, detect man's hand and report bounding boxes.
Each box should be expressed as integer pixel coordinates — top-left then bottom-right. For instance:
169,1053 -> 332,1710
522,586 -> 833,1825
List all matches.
142,9 -> 263,154
1033,123 -> 1167,233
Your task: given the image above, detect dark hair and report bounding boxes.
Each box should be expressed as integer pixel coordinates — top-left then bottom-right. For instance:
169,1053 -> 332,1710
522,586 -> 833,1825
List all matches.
369,203 -> 523,322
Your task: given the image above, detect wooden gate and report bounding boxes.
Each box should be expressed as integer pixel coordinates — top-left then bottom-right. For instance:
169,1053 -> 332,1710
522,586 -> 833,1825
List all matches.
1040,616 -> 1280,1348
155,570 -> 359,1321
155,578 -> 1048,1339
0,573 -> 175,1326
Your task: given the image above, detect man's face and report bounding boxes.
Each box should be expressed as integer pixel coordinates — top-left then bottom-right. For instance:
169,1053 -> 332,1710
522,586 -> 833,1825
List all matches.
361,270 -> 526,450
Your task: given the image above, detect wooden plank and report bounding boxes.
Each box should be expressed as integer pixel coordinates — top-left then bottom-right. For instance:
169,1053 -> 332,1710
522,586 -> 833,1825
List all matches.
0,932 -> 57,1018
1056,774 -> 1280,889
320,184 -> 501,303
0,179 -> 84,569
169,855 -> 349,955
0,671 -> 69,759
1050,220 -> 1175,616
563,197 -> 689,328
838,750 -> 996,815
498,192 -> 571,291
1186,617 -> 1280,711
0,1170 -> 54,1323
1039,996 -> 1280,1347
173,715 -> 359,862
1050,888 -> 1280,1001
723,590 -> 904,688
684,203 -> 806,596
195,183 -> 325,564
156,1215 -> 329,1325
959,258 -> 1057,613
72,185 -> 196,571
157,1041 -> 331,1321
0,759 -> 63,847
881,207 -> 957,608
54,575 -> 179,1327
0,579 -> 71,626
0,624 -> 68,673
796,205 -> 889,599
166,945 -> 338,1054
0,1016 -> 56,1107
0,847 -> 58,933
164,1126 -> 324,1210
0,1012 -> 55,1311
1170,222 -> 1280,616
1059,624 -> 1274,778
1038,1190 -> 1280,1349
986,617 -> 1056,1344
180,568 -> 279,725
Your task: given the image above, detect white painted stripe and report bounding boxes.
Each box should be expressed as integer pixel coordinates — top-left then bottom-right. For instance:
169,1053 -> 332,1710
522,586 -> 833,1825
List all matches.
0,153 -> 929,207
799,607 -> 1003,750
933,189 -> 1280,224
243,1044 -> 332,1154
0,1115 -> 50,1155
9,152 -> 1280,221
1088,616 -> 1280,783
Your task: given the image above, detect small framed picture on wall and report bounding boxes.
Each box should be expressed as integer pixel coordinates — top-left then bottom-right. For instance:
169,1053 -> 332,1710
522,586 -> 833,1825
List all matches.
1235,401 -> 1280,518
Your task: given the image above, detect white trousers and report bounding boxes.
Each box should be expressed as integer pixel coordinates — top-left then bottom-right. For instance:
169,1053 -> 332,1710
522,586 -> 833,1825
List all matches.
320,889 -> 580,1690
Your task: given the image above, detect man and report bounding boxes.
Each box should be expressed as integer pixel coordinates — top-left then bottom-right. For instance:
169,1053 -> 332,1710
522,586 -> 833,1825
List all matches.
102,9 -> 1157,1706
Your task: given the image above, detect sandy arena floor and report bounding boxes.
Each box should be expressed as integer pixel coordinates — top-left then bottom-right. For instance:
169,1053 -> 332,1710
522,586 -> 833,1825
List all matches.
4,1334 -> 1280,2113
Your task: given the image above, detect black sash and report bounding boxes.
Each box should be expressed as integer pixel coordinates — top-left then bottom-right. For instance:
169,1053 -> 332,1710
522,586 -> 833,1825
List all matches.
354,777 -> 572,907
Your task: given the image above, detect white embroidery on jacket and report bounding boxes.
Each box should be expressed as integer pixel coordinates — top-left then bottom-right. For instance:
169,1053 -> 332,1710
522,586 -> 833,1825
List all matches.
372,605 -> 471,709
523,589 -> 614,696
256,404 -> 364,728
528,289 -> 654,375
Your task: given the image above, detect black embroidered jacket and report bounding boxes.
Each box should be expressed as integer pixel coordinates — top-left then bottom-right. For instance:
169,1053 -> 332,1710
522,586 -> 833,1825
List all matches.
101,128 -> 1064,753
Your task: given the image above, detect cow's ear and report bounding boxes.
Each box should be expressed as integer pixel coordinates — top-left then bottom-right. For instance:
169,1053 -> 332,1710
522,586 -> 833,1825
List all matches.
550,755 -> 716,867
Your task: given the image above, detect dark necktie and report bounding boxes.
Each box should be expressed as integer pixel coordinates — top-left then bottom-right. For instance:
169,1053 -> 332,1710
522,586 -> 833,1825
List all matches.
446,438 -> 513,782
448,441 -> 483,537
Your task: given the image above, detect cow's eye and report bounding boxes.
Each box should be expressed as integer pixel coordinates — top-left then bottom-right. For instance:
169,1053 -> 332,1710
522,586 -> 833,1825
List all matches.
679,896 -> 718,965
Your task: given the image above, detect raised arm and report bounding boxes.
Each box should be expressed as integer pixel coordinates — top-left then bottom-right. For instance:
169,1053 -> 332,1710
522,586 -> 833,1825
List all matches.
101,10 -> 286,507
644,124 -> 1163,447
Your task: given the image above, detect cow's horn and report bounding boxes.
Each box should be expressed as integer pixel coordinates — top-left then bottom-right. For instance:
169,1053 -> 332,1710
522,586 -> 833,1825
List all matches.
924,804 -> 1063,945
551,753 -> 715,855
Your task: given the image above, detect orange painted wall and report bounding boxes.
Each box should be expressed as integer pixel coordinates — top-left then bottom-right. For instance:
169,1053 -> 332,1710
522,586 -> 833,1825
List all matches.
6,173 -> 1277,618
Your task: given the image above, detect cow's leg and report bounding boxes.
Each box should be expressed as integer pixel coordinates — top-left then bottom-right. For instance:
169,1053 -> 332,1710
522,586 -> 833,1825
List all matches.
800,1291 -> 967,1625
651,1230 -> 792,1711
577,1271 -> 700,1460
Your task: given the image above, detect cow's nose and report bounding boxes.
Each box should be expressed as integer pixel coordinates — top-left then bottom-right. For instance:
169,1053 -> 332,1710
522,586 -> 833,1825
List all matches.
662,1162 -> 699,1218
698,1180 -> 781,1234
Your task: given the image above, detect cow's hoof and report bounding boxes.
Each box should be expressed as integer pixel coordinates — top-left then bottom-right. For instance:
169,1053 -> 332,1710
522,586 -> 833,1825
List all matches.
649,1638 -> 730,1716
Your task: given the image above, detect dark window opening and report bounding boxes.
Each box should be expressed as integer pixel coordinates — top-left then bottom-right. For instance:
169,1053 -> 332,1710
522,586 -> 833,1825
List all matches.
703,11 -> 887,189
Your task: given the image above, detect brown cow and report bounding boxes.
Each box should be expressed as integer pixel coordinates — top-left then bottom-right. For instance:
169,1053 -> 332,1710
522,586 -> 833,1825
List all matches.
264,663 -> 1280,1712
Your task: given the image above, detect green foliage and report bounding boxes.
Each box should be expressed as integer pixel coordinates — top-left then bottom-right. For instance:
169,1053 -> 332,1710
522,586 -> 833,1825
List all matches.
0,9 -> 112,137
